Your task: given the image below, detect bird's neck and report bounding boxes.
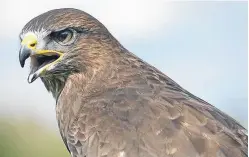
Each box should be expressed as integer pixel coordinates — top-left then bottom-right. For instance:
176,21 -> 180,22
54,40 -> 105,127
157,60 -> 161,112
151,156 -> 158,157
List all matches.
40,64 -> 105,101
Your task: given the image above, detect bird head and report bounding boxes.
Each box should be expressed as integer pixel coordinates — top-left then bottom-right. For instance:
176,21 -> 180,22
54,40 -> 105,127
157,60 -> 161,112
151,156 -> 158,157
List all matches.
19,8 -> 120,84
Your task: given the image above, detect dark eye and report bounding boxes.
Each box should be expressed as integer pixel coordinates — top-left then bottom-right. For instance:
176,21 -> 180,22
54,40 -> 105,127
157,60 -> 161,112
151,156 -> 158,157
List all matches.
52,28 -> 76,45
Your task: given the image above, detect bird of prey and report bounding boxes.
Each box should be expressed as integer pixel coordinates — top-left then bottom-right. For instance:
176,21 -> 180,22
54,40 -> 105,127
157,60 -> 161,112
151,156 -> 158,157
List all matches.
19,8 -> 247,157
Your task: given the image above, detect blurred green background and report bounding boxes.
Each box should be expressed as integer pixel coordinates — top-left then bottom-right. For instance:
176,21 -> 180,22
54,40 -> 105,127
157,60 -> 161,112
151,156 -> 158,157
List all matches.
0,118 -> 68,157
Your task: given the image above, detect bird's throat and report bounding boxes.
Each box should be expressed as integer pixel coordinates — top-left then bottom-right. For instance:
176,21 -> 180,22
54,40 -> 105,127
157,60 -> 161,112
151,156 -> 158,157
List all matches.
41,75 -> 68,100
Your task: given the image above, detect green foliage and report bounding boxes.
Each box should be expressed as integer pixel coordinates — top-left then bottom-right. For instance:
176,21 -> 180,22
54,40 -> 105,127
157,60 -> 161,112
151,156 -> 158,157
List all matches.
0,119 -> 69,157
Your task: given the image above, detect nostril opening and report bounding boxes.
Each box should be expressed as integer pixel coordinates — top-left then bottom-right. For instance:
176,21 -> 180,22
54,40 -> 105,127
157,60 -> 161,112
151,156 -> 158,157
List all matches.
30,43 -> 36,47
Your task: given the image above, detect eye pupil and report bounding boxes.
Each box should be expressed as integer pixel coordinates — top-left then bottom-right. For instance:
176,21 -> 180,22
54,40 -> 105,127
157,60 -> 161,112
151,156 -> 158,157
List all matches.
58,31 -> 69,42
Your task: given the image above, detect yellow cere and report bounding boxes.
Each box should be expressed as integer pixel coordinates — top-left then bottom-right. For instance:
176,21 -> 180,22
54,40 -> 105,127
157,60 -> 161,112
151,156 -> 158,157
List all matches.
21,33 -> 38,49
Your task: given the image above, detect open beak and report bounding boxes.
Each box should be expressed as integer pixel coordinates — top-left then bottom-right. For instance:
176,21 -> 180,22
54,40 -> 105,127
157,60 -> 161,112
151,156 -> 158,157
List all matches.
19,33 -> 63,83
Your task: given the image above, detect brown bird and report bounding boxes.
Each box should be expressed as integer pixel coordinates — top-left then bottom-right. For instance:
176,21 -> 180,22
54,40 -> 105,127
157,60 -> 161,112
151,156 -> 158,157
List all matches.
19,8 -> 247,157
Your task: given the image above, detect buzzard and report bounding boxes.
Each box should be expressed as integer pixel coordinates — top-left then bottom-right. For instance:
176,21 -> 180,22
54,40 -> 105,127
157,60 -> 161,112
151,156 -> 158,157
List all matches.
19,8 -> 247,157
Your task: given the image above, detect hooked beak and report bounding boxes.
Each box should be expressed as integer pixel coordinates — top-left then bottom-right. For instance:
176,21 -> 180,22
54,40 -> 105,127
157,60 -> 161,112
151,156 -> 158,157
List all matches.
19,45 -> 32,68
19,33 -> 63,83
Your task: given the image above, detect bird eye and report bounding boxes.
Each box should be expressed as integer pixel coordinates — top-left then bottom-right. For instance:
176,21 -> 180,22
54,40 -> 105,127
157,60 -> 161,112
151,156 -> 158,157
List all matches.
52,28 -> 76,45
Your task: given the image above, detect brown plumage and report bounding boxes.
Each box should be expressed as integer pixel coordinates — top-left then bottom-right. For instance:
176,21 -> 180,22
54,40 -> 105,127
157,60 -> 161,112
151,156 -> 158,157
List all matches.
19,8 -> 247,157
